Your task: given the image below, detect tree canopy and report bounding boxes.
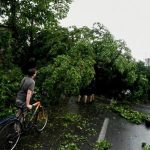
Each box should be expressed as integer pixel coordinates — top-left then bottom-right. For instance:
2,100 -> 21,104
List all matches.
0,0 -> 150,114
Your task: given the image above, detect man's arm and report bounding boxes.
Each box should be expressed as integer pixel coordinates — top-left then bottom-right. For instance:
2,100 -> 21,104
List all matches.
26,89 -> 33,109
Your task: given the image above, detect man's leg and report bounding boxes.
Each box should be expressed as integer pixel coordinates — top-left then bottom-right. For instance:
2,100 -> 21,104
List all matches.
84,95 -> 88,103
92,94 -> 95,101
77,95 -> 81,102
89,95 -> 93,102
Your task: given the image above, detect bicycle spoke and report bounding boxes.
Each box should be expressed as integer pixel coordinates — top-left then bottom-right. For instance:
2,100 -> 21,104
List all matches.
0,120 -> 21,150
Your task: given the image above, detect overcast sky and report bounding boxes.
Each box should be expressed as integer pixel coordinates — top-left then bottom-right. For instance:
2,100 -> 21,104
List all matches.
61,0 -> 150,61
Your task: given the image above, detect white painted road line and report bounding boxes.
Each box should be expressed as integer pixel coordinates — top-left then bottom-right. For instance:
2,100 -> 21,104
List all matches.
98,117 -> 109,141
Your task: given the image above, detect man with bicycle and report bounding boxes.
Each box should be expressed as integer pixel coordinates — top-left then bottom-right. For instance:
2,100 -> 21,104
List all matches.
0,68 -> 48,150
16,68 -> 37,112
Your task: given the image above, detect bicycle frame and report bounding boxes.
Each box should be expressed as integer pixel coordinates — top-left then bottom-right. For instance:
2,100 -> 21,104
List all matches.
29,101 -> 41,122
0,101 -> 41,127
16,101 -> 42,129
0,101 -> 47,150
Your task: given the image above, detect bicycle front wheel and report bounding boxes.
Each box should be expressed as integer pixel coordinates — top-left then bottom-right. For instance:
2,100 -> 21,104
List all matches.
0,120 -> 21,150
34,107 -> 48,132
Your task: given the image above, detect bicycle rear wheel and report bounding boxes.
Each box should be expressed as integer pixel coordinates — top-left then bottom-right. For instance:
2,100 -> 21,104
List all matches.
34,107 -> 48,132
0,119 -> 21,150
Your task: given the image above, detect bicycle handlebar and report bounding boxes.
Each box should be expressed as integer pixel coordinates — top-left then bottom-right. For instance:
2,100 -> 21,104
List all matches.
32,101 -> 41,110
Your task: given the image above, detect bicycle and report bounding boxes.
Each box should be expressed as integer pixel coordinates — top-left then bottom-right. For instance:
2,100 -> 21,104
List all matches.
0,101 -> 48,150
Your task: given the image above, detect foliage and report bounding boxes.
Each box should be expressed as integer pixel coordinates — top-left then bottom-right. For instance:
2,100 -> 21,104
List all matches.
142,143 -> 150,150
130,74 -> 149,101
33,26 -> 71,67
92,24 -> 137,99
0,0 -> 72,71
0,29 -> 13,69
68,26 -> 93,43
59,140 -> 111,150
1,0 -> 72,26
94,140 -> 111,150
0,67 -> 22,118
0,0 -> 150,113
59,143 -> 79,150
50,112 -> 96,149
110,101 -> 148,124
145,66 -> 150,100
38,40 -> 95,103
131,61 -> 150,101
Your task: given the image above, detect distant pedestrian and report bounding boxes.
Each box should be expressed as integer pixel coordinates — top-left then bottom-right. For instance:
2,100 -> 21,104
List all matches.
89,78 -> 96,102
77,87 -> 88,103
77,78 -> 96,104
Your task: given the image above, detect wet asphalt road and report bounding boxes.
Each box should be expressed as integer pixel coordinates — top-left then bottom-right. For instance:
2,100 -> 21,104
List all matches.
5,97 -> 150,150
105,113 -> 150,150
105,104 -> 150,150
68,97 -> 150,150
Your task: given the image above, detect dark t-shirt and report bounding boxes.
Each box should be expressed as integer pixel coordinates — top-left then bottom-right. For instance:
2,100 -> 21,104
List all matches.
16,76 -> 35,102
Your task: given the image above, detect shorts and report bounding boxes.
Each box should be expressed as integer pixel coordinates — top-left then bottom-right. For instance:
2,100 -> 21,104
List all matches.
16,99 -> 27,112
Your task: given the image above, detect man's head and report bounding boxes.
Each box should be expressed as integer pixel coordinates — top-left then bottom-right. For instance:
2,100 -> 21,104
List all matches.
27,68 -> 37,78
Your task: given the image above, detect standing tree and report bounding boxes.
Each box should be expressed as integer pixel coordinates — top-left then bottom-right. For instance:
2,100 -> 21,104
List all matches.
0,0 -> 72,71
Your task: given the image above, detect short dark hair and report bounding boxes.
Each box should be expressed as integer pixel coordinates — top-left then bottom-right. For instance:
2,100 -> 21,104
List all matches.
27,68 -> 37,77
